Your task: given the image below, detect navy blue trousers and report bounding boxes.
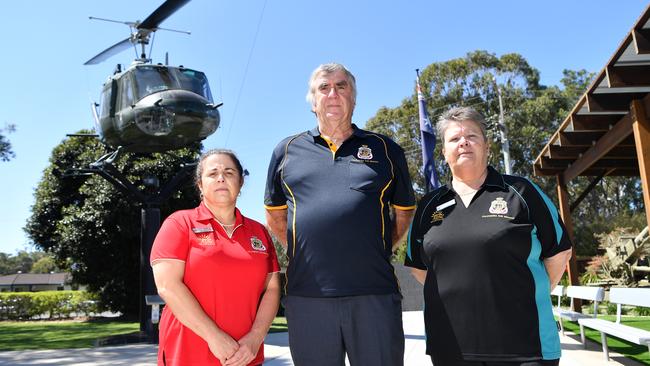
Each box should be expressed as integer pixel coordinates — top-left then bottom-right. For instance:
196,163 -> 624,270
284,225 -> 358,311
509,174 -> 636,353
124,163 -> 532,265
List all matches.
284,293 -> 404,366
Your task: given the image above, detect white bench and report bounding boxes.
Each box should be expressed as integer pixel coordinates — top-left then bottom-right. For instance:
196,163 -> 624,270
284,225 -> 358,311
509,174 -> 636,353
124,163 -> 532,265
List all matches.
578,288 -> 650,361
550,285 -> 564,316
553,285 -> 604,334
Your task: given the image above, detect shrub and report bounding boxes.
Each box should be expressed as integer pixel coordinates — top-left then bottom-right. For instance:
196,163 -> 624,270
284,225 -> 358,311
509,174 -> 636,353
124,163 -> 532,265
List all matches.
0,291 -> 102,320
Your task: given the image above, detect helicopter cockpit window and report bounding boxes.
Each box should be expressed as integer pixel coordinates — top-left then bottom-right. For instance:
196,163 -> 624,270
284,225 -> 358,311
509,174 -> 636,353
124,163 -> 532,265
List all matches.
133,66 -> 213,102
134,66 -> 174,100
176,69 -> 213,102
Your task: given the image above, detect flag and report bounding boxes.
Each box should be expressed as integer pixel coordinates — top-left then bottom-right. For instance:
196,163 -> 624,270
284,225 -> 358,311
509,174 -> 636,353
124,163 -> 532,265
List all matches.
416,72 -> 440,192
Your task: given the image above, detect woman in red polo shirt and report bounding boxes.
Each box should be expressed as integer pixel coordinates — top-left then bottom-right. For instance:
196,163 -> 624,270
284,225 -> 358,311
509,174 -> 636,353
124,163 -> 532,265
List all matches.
151,149 -> 280,366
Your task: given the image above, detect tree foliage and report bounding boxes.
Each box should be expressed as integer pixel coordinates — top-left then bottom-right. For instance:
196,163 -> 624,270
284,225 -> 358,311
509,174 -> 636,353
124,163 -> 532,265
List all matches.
25,132 -> 201,316
365,50 -> 644,257
30,256 -> 59,274
0,251 -> 52,275
0,124 -> 16,162
367,50 -> 554,193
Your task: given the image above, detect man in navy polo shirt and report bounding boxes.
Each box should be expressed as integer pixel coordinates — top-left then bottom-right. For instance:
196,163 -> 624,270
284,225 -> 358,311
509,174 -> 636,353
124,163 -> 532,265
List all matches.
265,63 -> 415,366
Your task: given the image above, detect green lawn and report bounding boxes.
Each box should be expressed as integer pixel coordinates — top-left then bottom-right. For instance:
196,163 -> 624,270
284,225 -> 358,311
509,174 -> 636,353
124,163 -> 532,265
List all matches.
559,316 -> 650,365
0,317 -> 288,351
269,316 -> 287,333
0,319 -> 140,351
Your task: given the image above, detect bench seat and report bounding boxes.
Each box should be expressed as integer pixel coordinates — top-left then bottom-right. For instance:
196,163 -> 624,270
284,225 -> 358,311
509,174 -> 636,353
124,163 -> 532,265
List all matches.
578,318 -> 650,345
556,309 -> 591,322
577,287 -> 650,360
552,285 -> 604,335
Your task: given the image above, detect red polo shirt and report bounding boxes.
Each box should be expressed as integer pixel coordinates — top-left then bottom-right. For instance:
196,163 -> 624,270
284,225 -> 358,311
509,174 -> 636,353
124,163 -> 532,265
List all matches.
151,203 -> 280,366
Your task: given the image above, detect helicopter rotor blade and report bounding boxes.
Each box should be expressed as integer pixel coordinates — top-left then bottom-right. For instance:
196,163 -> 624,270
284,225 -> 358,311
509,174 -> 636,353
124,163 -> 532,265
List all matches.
84,37 -> 133,65
138,0 -> 190,30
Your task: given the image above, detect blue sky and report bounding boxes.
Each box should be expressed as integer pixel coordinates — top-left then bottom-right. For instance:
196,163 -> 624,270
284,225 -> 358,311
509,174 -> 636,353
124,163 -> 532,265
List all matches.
0,0 -> 648,254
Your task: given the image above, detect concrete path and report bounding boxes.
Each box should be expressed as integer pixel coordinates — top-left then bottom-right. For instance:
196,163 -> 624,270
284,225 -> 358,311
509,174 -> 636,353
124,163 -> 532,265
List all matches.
0,311 -> 645,365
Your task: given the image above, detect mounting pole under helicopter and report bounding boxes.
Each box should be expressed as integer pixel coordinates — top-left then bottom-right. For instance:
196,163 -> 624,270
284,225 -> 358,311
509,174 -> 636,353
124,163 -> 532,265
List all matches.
66,150 -> 197,342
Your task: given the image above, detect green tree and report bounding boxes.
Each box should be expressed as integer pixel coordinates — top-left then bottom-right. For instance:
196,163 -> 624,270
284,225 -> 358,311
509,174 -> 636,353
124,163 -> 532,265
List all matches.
0,124 -> 15,162
31,256 -> 59,273
0,253 -> 11,274
367,50 -> 546,195
0,251 -> 48,274
25,131 -> 201,317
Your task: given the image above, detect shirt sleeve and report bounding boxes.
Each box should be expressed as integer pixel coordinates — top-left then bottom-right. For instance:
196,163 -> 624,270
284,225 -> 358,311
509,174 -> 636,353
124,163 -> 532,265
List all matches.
523,179 -> 573,259
388,141 -> 416,209
404,198 -> 427,270
262,226 -> 281,273
264,142 -> 288,209
150,214 -> 189,263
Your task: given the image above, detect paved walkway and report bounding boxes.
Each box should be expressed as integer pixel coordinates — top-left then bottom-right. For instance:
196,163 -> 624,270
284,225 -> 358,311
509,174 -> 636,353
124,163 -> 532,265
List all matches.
0,311 -> 644,365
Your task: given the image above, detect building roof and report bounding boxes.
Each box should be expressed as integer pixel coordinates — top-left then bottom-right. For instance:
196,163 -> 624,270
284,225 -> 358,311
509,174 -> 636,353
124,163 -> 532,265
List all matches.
533,3 -> 650,181
0,273 -> 69,286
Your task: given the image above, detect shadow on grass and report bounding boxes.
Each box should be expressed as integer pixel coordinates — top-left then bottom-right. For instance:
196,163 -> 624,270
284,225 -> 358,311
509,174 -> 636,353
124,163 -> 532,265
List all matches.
0,318 -> 140,351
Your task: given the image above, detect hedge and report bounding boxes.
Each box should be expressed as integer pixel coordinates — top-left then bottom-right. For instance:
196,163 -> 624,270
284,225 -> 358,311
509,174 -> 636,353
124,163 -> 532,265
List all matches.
0,291 -> 102,320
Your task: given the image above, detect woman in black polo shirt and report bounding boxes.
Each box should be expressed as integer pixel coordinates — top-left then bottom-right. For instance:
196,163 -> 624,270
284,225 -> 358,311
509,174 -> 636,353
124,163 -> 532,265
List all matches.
405,106 -> 572,366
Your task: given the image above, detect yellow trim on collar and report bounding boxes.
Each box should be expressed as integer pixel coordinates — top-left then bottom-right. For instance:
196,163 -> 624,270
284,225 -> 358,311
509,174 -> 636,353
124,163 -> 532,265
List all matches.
264,204 -> 288,211
392,204 -> 416,211
320,135 -> 338,157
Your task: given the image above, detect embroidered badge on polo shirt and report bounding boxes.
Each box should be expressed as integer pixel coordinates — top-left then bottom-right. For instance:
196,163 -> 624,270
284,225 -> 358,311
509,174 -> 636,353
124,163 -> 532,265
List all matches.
431,211 -> 444,223
357,145 -> 373,160
488,197 -> 508,214
482,197 -> 515,220
250,236 -> 266,251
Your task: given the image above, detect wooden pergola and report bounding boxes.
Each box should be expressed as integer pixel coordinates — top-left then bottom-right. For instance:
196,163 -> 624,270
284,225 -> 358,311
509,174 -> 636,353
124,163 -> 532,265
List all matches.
533,4 -> 650,290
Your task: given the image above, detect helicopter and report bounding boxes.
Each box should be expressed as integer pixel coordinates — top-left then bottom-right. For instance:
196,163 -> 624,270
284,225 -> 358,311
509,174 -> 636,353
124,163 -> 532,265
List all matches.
84,0 -> 220,153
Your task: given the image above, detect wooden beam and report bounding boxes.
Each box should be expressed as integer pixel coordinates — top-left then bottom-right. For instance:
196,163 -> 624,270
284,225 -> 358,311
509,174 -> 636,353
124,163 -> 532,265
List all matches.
606,64 -> 650,87
631,98 -> 650,230
556,175 -> 581,311
541,157 -> 637,170
570,114 -> 621,130
633,28 -> 650,54
563,113 -> 634,182
569,170 -> 611,212
549,145 -> 636,159
587,90 -> 649,112
548,146 -> 588,159
559,130 -> 606,145
534,166 -> 640,177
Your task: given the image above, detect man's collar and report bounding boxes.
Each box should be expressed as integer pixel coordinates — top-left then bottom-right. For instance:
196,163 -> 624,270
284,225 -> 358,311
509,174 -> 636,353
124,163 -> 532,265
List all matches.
308,123 -> 366,139
308,126 -> 320,137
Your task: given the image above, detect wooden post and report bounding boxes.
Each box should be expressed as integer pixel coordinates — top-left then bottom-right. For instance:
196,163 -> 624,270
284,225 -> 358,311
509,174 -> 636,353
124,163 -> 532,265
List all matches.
631,99 -> 650,230
556,175 -> 581,312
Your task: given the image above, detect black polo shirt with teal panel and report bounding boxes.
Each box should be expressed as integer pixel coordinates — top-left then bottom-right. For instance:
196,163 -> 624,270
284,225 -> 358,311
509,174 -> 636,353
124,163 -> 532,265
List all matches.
265,124 -> 415,297
405,166 -> 571,363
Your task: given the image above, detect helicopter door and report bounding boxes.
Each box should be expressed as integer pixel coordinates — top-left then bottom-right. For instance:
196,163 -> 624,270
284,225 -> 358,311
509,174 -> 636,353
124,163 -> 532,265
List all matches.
99,85 -> 112,120
100,80 -> 119,118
